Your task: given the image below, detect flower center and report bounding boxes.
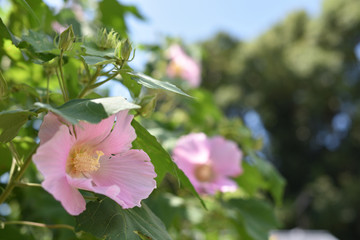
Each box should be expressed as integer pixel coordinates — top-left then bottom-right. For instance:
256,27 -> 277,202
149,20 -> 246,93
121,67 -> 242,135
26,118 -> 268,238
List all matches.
66,147 -> 104,178
194,164 -> 215,182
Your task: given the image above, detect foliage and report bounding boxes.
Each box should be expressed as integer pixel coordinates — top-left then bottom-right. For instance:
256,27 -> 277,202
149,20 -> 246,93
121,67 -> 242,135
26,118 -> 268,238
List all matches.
0,0 -> 284,240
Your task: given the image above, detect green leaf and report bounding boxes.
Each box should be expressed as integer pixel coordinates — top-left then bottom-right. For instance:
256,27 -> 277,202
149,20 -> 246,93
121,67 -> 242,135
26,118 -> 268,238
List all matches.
120,69 -> 141,98
0,18 -> 18,45
127,72 -> 191,97
82,55 -> 115,66
82,45 -> 115,58
75,198 -> 171,240
98,0 -> 144,36
0,110 -> 36,143
14,0 -> 40,26
250,153 -> 286,205
131,120 -> 206,208
21,30 -> 56,53
227,198 -> 279,240
35,96 -> 139,125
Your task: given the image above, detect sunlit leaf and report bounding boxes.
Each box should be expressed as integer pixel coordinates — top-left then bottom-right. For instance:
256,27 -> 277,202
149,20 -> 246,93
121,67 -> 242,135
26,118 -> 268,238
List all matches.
127,72 -> 191,97
75,198 -> 171,240
35,96 -> 139,124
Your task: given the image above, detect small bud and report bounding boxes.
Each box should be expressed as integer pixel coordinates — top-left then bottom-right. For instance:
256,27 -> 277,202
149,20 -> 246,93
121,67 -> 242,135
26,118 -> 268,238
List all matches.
58,25 -> 75,51
97,28 -> 119,49
120,38 -> 132,61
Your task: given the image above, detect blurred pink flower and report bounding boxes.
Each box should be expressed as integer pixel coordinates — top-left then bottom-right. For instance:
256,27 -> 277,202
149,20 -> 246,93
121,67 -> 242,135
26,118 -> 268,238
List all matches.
166,44 -> 201,87
51,21 -> 67,34
33,111 -> 156,215
173,133 -> 242,195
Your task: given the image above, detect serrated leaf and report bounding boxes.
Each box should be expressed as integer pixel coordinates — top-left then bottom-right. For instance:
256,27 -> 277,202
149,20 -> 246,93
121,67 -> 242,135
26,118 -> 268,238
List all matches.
127,72 -> 191,97
131,120 -> 206,208
75,198 -> 171,240
82,56 -> 115,66
35,96 -> 139,125
227,198 -> 279,240
0,110 -> 36,143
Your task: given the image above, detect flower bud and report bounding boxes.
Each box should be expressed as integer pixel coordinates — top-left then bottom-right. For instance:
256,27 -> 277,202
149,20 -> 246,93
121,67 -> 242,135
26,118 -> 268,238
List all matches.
120,38 -> 132,61
58,25 -> 75,51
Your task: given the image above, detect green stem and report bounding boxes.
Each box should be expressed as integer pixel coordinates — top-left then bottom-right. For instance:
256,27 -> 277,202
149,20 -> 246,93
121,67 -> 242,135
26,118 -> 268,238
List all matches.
55,67 -> 66,102
14,182 -> 42,188
46,75 -> 50,104
77,66 -> 102,98
59,51 -> 69,101
2,221 -> 74,231
0,145 -> 37,205
7,142 -> 22,166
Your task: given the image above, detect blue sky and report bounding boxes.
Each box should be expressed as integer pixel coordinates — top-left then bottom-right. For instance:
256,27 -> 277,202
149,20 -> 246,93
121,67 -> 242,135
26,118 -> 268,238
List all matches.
122,0 -> 322,44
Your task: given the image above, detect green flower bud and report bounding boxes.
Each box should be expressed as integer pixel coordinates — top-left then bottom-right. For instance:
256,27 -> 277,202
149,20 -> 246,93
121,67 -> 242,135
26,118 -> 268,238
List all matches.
58,25 -> 75,51
121,39 -> 132,61
97,28 -> 119,49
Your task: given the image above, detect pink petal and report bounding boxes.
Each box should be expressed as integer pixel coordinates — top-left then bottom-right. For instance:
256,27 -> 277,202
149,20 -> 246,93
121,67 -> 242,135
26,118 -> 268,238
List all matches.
38,112 -> 66,144
74,115 -> 116,146
208,136 -> 242,177
66,175 -> 124,206
172,133 -> 210,164
215,177 -> 238,193
33,125 -> 73,179
90,149 -> 156,208
95,111 -> 136,155
42,176 -> 86,215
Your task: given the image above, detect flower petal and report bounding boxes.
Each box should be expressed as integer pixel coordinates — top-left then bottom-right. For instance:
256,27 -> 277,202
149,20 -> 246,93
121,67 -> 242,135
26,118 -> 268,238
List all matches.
74,114 -> 116,146
33,125 -> 73,179
90,149 -> 156,208
208,136 -> 242,177
42,176 -> 86,215
172,133 -> 210,164
38,112 -> 66,144
95,111 -> 136,155
214,177 -> 238,193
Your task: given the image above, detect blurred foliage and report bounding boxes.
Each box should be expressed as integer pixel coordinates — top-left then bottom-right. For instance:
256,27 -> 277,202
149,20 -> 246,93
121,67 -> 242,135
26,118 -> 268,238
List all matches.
200,0 -> 360,238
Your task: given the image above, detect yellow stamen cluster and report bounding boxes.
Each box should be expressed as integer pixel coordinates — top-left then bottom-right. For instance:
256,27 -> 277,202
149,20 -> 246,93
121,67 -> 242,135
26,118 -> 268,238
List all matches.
67,147 -> 104,178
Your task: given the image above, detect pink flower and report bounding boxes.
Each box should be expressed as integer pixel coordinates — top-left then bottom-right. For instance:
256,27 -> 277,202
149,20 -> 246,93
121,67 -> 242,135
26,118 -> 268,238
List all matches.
166,44 -> 201,88
172,133 -> 242,195
33,111 -> 157,215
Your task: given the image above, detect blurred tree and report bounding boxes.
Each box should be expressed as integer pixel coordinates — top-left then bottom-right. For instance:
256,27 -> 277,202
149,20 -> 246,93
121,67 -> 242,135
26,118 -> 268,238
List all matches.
201,0 -> 360,238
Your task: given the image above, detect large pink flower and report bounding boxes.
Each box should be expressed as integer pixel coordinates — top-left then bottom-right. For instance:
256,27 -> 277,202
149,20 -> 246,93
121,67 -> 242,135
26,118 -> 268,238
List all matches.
166,44 -> 201,88
172,133 -> 242,195
33,111 -> 156,215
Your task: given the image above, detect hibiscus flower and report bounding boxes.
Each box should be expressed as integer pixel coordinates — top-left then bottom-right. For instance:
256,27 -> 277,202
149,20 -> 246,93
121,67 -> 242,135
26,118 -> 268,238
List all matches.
173,133 -> 242,195
33,110 -> 156,215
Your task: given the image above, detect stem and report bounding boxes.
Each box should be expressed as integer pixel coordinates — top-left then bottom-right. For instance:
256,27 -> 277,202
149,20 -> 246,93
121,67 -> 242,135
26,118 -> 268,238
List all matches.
86,72 -> 118,91
59,51 -> 69,101
2,221 -> 74,231
55,68 -> 66,102
77,66 -> 102,98
14,182 -> 42,188
0,145 -> 37,205
7,142 -> 22,166
46,75 -> 50,104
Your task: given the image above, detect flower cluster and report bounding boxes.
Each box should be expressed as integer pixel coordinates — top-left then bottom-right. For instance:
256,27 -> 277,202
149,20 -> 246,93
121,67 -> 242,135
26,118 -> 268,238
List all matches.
173,133 -> 243,195
33,111 -> 157,215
